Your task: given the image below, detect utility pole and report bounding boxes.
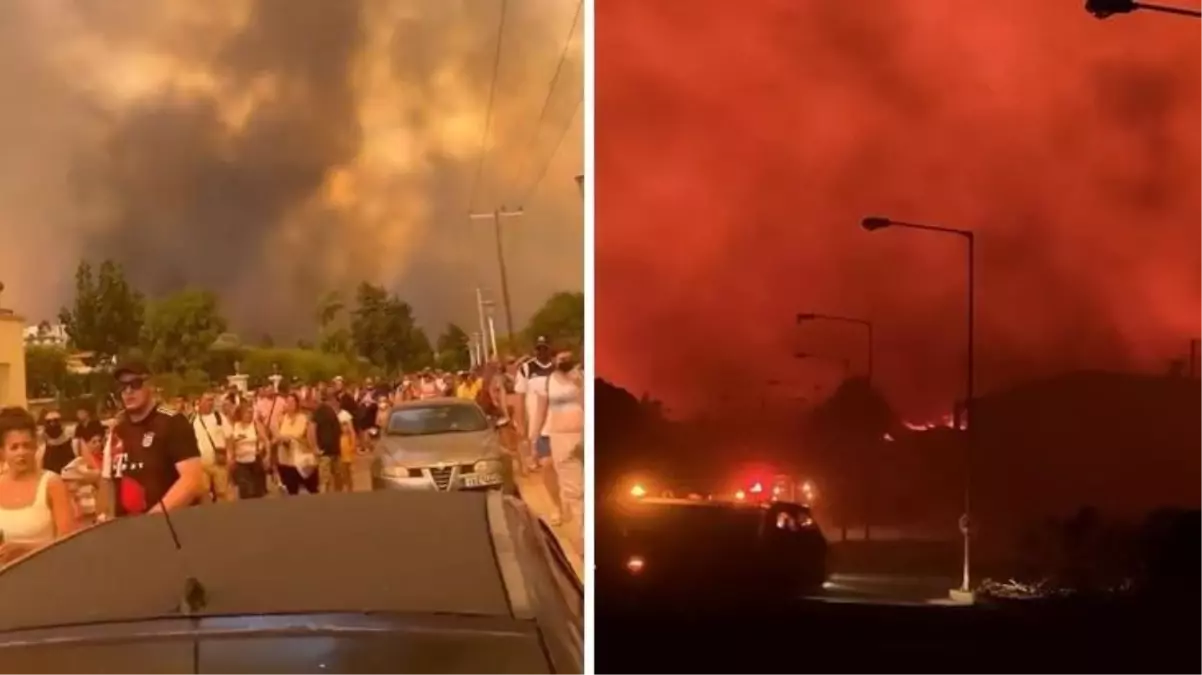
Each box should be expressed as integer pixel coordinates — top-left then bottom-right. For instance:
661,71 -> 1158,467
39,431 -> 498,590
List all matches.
469,208 -> 523,344
488,315 -> 500,359
475,288 -> 491,362
480,297 -> 499,359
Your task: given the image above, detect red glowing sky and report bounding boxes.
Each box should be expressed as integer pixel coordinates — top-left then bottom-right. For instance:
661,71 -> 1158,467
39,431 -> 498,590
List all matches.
595,0 -> 1201,416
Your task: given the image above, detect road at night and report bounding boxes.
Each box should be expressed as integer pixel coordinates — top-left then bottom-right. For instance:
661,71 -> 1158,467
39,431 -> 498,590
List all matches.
811,573 -> 965,605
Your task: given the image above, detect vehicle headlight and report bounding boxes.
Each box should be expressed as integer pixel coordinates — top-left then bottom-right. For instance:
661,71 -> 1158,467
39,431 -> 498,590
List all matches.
379,464 -> 409,478
474,459 -> 503,474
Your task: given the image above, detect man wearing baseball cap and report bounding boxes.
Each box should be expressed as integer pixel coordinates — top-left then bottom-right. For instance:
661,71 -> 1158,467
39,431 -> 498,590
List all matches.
101,357 -> 204,517
514,336 -> 562,524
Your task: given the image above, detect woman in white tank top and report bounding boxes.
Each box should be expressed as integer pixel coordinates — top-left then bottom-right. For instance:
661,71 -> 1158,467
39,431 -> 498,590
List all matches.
0,407 -> 76,564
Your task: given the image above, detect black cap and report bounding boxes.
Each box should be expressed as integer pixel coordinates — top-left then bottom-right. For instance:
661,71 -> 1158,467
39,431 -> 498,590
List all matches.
113,357 -> 151,379
535,336 -> 549,347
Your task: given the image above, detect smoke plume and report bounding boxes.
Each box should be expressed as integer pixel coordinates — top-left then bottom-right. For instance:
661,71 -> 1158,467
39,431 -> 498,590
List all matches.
0,0 -> 582,338
596,0 -> 1200,417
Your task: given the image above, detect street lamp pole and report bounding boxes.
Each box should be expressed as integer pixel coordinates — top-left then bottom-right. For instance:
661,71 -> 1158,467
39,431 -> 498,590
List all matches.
469,208 -> 523,345
861,216 -> 976,597
795,313 -> 874,383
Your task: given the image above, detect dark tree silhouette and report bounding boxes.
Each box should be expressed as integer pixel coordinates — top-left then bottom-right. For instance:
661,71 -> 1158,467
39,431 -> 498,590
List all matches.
805,376 -> 899,538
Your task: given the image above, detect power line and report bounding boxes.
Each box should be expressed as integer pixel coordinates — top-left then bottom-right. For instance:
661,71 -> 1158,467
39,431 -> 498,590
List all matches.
469,0 -> 510,212
516,0 -> 582,193
519,97 -> 580,207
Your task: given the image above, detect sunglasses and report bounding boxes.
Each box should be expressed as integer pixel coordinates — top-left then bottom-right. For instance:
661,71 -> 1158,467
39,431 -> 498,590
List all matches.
117,378 -> 147,393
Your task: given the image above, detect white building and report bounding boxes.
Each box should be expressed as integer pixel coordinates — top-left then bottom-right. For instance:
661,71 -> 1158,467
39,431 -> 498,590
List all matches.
23,322 -> 69,348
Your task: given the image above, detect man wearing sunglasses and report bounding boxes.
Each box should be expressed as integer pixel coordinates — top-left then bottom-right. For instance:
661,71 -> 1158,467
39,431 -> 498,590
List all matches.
100,358 -> 204,517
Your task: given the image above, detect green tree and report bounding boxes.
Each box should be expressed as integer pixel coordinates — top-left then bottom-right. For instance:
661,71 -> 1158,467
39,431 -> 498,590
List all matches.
349,282 -> 426,373
408,327 -> 435,370
316,290 -> 344,330
25,345 -> 70,399
524,291 -> 584,350
436,323 -> 471,371
141,289 -> 229,375
316,290 -> 352,354
58,260 -> 145,362
241,347 -> 362,385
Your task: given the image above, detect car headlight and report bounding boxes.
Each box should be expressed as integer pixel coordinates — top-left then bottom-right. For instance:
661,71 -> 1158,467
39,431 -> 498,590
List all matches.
474,459 -> 504,474
379,464 -> 409,478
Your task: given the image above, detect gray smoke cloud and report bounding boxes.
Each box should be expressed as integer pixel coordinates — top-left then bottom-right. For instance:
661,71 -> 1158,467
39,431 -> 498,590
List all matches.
0,0 -> 582,340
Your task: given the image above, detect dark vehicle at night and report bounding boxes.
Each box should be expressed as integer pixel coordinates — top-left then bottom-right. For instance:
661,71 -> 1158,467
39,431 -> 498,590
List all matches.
597,496 -> 827,608
0,491 -> 581,674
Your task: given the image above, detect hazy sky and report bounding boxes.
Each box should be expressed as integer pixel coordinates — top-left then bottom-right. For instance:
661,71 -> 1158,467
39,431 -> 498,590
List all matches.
0,0 -> 582,339
596,0 -> 1200,418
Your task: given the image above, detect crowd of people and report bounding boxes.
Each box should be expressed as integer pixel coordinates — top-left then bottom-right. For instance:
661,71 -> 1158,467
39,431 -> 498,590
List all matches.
0,336 -> 584,564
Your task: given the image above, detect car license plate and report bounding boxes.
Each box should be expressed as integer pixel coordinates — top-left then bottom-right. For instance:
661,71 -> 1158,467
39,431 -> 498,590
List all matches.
462,473 -> 500,488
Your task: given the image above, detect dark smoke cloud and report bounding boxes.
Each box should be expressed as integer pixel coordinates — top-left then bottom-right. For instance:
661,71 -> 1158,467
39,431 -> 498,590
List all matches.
0,0 -> 582,339
596,0 -> 1200,417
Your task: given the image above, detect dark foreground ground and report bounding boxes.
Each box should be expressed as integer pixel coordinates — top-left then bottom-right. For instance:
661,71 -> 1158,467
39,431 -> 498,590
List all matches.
596,597 -> 1200,673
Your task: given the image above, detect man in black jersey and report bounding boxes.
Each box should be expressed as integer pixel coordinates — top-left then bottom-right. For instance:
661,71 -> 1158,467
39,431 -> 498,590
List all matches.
101,357 -> 204,517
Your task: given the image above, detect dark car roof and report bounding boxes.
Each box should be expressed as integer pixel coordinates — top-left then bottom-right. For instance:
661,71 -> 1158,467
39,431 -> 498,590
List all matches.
0,491 -> 512,632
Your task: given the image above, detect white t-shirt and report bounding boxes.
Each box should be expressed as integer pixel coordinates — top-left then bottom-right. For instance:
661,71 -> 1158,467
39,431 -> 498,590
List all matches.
230,422 -> 260,464
515,359 -> 556,438
192,412 -> 230,466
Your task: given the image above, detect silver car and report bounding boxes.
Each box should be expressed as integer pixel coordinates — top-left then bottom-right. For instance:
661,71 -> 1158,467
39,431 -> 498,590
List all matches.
371,398 -> 516,494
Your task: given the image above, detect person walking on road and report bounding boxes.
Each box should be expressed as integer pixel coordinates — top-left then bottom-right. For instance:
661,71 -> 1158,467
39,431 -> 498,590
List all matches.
534,350 -> 585,546
516,337 -> 562,524
273,393 -> 318,495
101,358 -> 205,517
191,393 -> 232,502
311,393 -> 351,493
38,408 -> 75,475
229,404 -> 268,499
71,407 -> 95,459
0,407 -> 76,564
59,419 -> 108,527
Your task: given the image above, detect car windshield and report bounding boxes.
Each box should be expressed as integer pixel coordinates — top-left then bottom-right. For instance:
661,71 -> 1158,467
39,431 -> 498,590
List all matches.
387,404 -> 489,436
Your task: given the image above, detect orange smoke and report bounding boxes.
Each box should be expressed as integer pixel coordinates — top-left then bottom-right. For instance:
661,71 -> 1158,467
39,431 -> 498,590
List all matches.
596,0 -> 1200,416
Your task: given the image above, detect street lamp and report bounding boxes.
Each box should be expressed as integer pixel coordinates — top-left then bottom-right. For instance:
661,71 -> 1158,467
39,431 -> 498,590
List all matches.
861,215 -> 976,600
796,313 -> 874,382
1085,0 -> 1201,19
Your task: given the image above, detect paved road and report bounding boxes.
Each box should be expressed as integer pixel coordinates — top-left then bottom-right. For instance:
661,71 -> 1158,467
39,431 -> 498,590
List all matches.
810,573 -> 965,605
